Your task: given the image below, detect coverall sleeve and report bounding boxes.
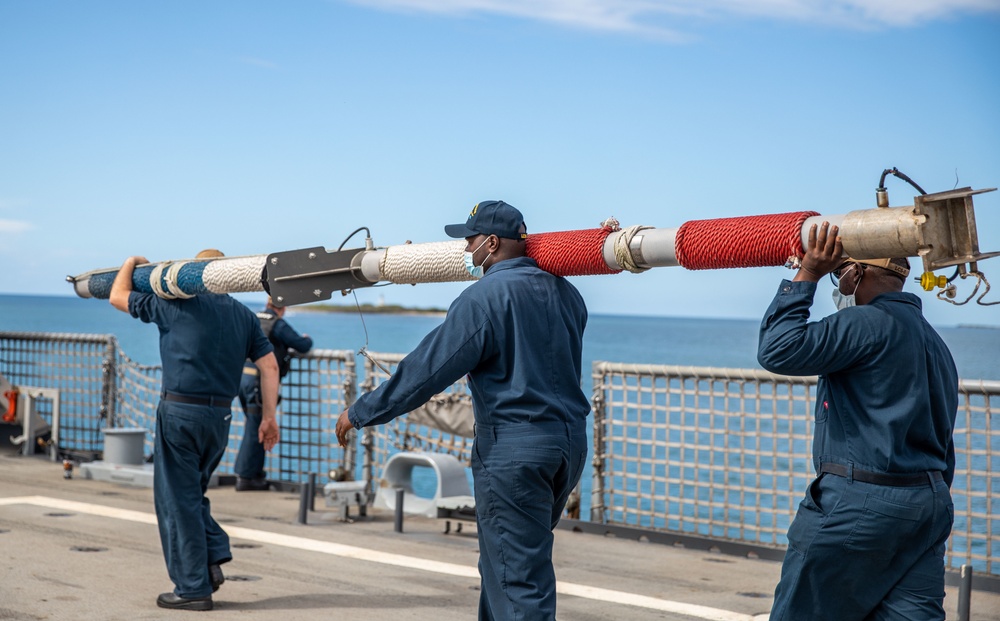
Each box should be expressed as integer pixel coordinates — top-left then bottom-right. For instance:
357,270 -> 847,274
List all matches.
128,291 -> 175,327
348,295 -> 492,429
272,320 -> 313,353
757,279 -> 876,377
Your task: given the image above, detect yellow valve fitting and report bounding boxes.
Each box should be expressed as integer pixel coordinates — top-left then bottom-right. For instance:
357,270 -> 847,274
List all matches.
919,272 -> 949,291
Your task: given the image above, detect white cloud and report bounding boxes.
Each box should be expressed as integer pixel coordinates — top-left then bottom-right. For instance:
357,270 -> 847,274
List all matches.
341,0 -> 1000,35
240,56 -> 279,69
0,219 -> 33,234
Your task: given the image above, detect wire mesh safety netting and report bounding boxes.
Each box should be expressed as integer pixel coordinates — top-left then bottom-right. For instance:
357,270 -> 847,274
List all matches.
2,331 -> 996,576
0,332 -> 356,487
0,332 -> 116,457
358,351 -> 475,499
590,361 -> 1000,575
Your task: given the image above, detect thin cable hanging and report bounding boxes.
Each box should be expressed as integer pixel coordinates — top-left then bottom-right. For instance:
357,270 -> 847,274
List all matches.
333,225 -> 394,375
353,289 -> 393,376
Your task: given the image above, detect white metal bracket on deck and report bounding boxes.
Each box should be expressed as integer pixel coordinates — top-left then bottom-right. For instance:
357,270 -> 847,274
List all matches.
9,387 -> 61,461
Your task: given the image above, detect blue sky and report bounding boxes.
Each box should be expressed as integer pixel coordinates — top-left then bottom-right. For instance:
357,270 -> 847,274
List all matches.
2,0 -> 999,327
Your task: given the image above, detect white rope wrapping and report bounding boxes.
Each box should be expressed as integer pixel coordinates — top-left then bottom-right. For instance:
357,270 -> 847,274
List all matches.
148,260 -> 194,299
149,262 -> 173,299
202,255 -> 268,293
379,241 -> 474,285
613,225 -> 654,273
165,261 -> 195,299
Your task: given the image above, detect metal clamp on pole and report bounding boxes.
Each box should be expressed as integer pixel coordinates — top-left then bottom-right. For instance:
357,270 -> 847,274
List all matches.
261,246 -> 377,307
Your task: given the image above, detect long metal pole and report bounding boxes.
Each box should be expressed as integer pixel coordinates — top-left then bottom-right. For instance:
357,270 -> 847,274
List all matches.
66,187 -> 996,303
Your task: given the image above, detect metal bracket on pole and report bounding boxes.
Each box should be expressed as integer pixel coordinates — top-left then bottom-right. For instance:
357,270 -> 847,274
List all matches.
914,187 -> 999,274
262,246 -> 376,307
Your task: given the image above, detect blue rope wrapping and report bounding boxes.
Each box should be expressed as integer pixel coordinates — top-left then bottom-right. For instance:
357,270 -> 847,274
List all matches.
85,263 -> 212,299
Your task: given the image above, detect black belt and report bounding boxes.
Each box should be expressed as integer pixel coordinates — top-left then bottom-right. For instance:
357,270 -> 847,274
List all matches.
819,463 -> 944,487
162,392 -> 232,407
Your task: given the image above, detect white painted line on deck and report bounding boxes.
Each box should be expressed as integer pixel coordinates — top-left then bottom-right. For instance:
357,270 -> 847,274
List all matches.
0,495 -> 761,621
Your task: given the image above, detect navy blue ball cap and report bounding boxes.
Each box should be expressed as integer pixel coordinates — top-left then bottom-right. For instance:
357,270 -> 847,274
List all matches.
444,200 -> 527,240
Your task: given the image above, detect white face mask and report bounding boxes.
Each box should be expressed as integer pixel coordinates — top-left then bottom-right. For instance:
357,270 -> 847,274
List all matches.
831,264 -> 861,311
463,237 -> 493,279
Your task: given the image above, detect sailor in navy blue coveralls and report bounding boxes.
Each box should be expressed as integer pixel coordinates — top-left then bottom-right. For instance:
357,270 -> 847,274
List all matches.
236,300 -> 313,488
110,252 -> 280,610
336,201 -> 590,621
757,223 -> 958,621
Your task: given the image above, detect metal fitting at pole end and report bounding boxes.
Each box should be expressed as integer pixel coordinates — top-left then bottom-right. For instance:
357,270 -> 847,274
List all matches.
919,272 -> 948,292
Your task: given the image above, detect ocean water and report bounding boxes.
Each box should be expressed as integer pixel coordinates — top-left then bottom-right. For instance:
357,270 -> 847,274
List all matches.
1,293 -> 997,382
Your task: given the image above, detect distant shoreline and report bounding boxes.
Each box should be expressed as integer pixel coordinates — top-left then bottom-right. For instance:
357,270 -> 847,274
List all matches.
293,303 -> 447,316
1,293 -> 997,329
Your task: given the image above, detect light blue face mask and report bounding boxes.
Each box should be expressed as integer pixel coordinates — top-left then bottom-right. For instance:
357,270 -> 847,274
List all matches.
463,237 -> 492,279
831,264 -> 861,311
831,288 -> 856,311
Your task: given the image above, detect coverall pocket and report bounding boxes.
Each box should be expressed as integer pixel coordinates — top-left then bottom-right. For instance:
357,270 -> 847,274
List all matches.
815,405 -> 828,424
844,494 -> 922,556
815,389 -> 830,423
471,440 -> 497,519
803,473 -> 844,516
512,447 -> 563,505
785,475 -> 845,555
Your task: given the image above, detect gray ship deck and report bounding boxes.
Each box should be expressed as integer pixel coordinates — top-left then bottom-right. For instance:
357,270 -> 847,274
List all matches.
2,454 -> 997,621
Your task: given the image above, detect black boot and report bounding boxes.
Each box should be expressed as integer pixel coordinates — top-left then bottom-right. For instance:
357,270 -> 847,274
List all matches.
235,476 -> 269,491
209,564 -> 225,592
156,592 -> 213,611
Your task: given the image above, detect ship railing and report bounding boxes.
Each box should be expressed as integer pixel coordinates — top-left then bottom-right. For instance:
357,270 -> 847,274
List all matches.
590,361 -> 1000,582
113,345 -> 360,485
359,352 -> 475,503
2,331 -> 996,584
262,348 -> 358,487
0,332 -> 359,487
0,332 -> 117,458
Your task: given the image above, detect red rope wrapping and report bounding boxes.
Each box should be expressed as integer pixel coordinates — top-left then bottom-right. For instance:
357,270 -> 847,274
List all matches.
525,228 -> 621,277
674,211 -> 820,270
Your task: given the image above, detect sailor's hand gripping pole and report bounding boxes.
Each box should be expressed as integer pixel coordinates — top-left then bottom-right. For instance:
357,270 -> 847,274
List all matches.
67,185 -> 997,307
